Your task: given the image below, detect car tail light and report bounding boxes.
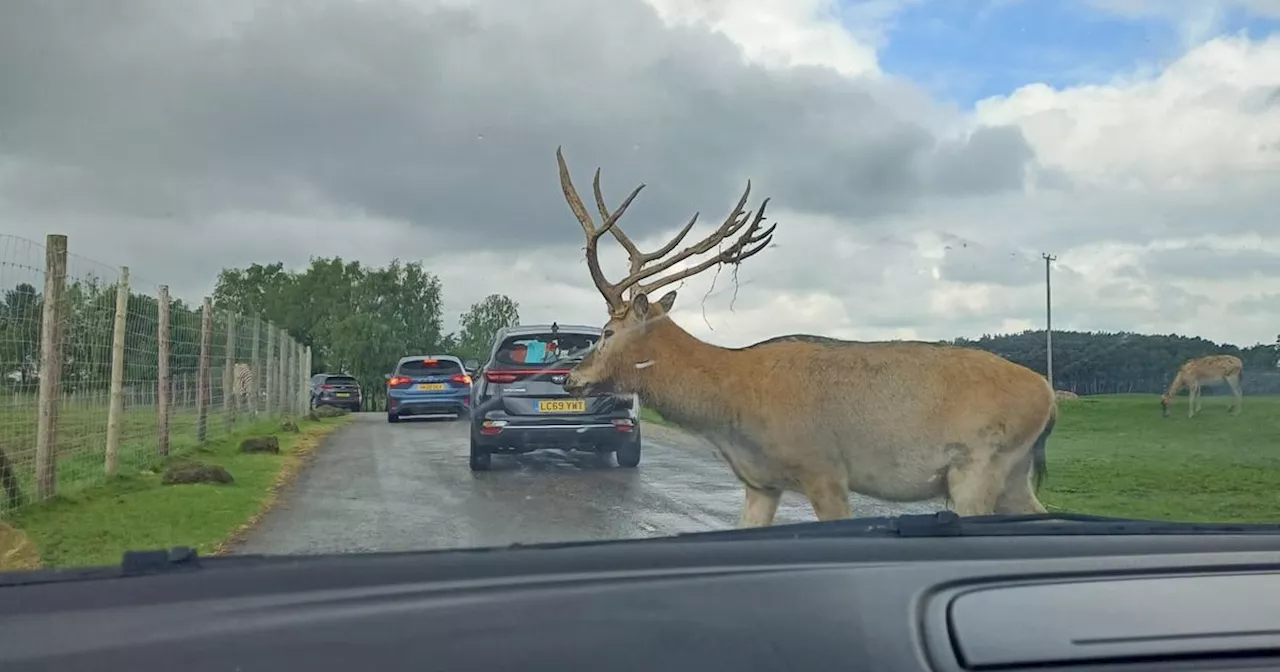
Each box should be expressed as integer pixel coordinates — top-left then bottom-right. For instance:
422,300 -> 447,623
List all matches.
485,371 -> 520,383
388,376 -> 411,387
480,419 -> 507,435
321,384 -> 333,390
451,374 -> 472,385
612,418 -> 635,433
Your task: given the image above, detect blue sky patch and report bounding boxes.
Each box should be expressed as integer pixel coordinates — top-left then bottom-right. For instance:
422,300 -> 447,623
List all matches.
869,0 -> 1280,106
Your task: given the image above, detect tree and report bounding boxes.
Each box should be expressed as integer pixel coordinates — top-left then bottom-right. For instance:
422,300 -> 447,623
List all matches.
211,256 -> 449,410
455,294 -> 521,363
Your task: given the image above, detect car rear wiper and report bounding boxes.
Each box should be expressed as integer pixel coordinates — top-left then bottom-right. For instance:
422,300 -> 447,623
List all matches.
671,511 -> 1280,541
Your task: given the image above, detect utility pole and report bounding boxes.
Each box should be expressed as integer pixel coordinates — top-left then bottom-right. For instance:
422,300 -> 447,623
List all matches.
1043,253 -> 1057,391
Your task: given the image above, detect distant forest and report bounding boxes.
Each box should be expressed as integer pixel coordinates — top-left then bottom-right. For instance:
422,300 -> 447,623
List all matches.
952,330 -> 1280,396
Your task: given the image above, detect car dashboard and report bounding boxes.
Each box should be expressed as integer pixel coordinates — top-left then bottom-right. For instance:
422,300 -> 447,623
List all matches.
4,517 -> 1280,671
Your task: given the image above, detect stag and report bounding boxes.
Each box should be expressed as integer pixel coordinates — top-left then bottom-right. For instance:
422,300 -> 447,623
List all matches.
1161,354 -> 1243,418
555,147 -> 1057,526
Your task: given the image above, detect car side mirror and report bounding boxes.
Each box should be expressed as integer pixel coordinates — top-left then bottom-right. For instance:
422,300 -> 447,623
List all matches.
464,359 -> 479,373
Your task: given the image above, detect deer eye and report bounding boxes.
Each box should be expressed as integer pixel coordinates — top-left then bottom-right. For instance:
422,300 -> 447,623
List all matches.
602,329 -> 615,339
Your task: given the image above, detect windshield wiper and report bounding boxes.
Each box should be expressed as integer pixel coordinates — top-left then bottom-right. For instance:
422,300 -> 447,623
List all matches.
671,511 -> 1280,541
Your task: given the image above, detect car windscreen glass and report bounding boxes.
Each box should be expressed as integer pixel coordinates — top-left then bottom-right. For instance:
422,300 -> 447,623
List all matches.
324,376 -> 360,386
397,359 -> 464,375
492,332 -> 599,367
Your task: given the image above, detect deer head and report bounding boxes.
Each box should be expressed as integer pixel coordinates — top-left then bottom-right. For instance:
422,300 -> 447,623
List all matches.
553,146 -> 776,398
1160,393 -> 1172,417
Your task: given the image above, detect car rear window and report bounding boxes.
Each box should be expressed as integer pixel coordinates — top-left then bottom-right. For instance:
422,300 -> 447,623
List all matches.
324,376 -> 359,386
493,332 -> 598,367
397,358 -> 463,375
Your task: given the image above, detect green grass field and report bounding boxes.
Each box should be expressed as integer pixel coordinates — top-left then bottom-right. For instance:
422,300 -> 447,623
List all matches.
4,413 -> 355,568
0,396 -> 247,512
643,394 -> 1280,524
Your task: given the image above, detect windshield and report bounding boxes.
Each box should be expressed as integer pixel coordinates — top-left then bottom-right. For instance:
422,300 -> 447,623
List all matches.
1,2 -> 1277,572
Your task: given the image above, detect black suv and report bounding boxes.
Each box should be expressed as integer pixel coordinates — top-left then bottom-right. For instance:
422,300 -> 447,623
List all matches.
468,322 -> 642,471
309,373 -> 363,412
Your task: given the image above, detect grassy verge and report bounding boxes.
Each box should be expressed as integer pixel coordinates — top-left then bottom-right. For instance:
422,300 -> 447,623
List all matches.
639,406 -> 669,427
0,413 -> 355,570
642,394 -> 1280,523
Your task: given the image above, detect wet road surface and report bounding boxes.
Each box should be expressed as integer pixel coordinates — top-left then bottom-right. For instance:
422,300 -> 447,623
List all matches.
233,413 -> 942,555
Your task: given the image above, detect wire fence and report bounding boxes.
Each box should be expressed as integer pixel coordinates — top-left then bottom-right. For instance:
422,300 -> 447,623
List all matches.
0,234 -> 312,517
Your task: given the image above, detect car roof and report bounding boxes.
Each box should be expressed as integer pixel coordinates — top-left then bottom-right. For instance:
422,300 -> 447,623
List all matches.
499,323 -> 601,337
396,354 -> 463,364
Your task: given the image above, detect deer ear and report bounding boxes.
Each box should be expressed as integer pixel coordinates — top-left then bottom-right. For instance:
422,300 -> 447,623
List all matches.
656,291 -> 677,313
630,293 -> 650,316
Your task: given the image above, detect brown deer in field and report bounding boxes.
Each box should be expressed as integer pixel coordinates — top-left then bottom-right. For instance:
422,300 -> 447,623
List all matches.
1161,354 -> 1243,418
554,147 -> 1058,525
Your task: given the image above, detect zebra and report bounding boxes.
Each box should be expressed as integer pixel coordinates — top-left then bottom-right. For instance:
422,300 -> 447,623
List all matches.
232,362 -> 259,419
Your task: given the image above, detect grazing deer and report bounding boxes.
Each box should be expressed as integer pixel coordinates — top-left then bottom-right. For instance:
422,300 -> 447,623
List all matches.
554,147 -> 1057,526
1161,354 -> 1243,418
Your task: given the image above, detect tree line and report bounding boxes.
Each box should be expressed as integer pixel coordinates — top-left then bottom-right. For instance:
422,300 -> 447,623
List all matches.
1,256 -> 1276,404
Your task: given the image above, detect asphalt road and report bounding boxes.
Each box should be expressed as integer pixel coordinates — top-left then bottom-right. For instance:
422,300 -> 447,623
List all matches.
233,413 -> 942,556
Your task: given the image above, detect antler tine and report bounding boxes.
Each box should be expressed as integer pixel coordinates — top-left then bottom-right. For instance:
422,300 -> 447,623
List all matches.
633,195 -> 777,297
557,146 -> 648,310
607,180 -> 757,297
592,168 -> 700,298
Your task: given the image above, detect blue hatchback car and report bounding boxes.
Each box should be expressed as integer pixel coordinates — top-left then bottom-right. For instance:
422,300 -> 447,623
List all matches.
385,354 -> 478,423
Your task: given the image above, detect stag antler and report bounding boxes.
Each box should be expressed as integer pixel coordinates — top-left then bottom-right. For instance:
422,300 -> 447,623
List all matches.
556,147 -> 777,312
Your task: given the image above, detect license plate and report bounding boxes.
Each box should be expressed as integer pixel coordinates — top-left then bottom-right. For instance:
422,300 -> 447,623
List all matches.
537,399 -> 586,413
416,383 -> 446,391
335,392 -> 350,398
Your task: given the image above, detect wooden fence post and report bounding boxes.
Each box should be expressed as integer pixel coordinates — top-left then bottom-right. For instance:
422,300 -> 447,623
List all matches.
196,297 -> 212,443
34,233 -> 68,500
264,324 -> 276,416
157,285 -> 172,456
250,316 -> 261,416
278,328 -> 288,417
302,345 -> 312,413
104,266 -> 130,475
224,311 -> 236,426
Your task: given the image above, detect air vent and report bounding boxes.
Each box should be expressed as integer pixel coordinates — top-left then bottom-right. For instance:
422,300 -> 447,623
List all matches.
947,572 -> 1280,668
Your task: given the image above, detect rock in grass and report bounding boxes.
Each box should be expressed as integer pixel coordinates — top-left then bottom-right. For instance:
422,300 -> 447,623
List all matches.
280,419 -> 299,433
313,404 -> 349,418
162,462 -> 234,485
239,436 -> 281,454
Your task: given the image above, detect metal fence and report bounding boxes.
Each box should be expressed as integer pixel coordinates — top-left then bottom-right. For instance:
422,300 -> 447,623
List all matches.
0,234 -> 311,516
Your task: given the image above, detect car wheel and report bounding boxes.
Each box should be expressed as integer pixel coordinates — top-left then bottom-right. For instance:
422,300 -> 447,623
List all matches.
386,413 -> 399,424
469,434 -> 491,471
615,430 -> 642,468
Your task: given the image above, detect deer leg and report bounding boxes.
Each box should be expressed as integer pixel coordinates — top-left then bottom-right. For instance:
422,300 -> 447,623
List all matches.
1188,383 -> 1199,417
738,485 -> 782,527
945,452 -> 1003,517
801,476 -> 851,522
994,450 -> 1048,515
1226,376 -> 1242,415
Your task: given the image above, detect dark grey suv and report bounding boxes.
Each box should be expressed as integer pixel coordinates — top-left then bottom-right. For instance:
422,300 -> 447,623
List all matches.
468,322 -> 641,471
309,373 -> 363,412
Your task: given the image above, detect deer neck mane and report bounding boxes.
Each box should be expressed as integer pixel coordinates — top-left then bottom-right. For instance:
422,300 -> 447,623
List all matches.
621,316 -> 738,435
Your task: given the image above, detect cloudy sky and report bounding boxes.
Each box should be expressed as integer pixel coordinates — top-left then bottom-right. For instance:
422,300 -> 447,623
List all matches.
1,0 -> 1277,347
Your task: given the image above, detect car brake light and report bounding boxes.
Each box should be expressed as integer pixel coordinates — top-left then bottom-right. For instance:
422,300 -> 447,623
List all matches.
423,359 -> 438,365
321,384 -> 333,390
388,376 -> 411,387
485,371 -> 520,383
451,374 -> 472,385
612,418 -> 635,432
